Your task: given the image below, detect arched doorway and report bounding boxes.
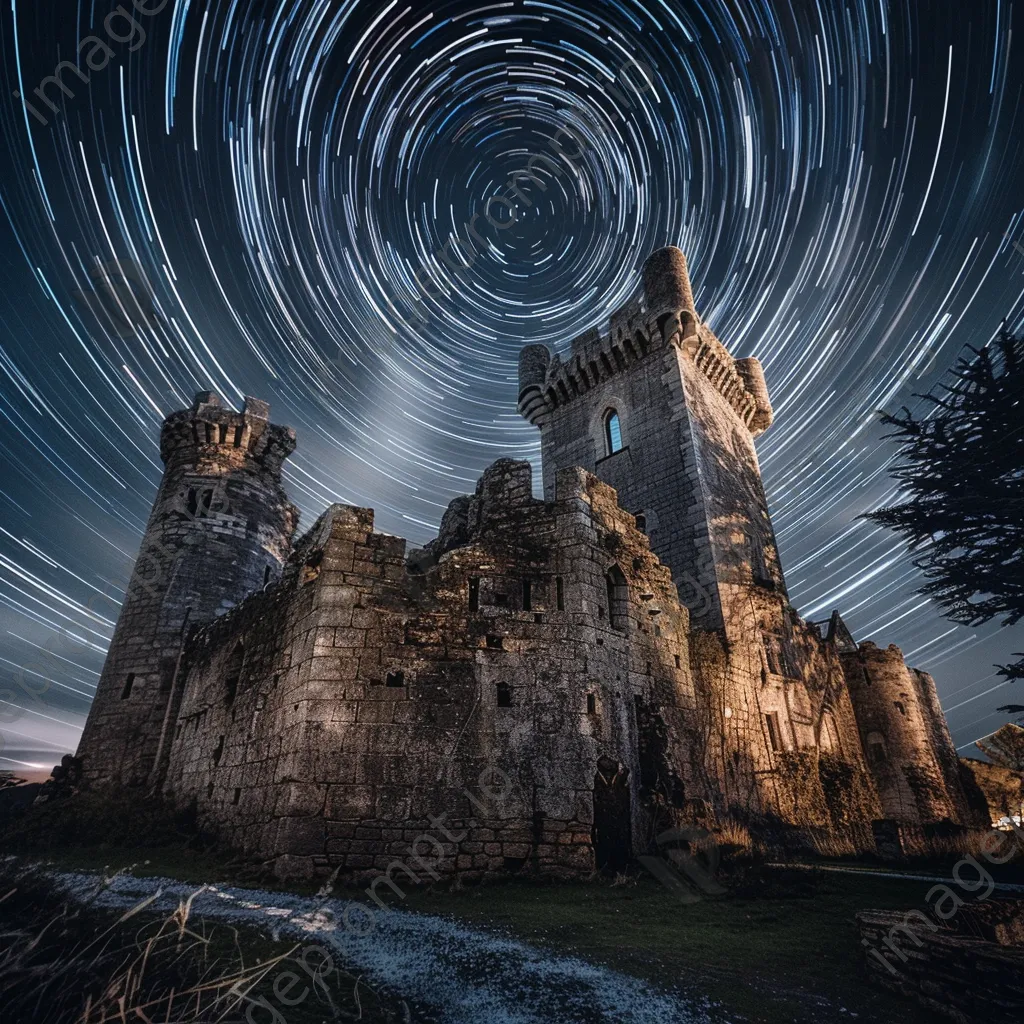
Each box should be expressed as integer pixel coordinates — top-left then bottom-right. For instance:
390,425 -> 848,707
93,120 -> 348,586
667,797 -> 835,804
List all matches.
592,755 -> 631,873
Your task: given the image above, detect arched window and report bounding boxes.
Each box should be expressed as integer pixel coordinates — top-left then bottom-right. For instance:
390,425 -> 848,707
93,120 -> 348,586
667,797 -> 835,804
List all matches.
605,564 -> 628,630
604,409 -> 623,455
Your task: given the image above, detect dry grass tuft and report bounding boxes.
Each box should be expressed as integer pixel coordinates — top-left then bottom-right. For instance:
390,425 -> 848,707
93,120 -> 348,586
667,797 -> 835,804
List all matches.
0,863 -> 407,1023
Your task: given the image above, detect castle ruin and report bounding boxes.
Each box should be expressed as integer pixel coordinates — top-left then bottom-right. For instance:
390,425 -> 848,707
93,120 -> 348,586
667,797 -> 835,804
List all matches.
75,247 -> 1006,879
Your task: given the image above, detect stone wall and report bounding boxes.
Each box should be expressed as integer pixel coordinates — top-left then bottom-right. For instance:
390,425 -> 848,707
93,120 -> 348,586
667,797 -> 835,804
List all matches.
842,643 -> 961,824
162,461 -> 714,879
76,393 -> 298,787
690,592 -> 881,848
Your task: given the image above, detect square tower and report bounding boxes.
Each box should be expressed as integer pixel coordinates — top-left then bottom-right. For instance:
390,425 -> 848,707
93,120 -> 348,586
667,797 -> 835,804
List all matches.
519,246 -> 784,632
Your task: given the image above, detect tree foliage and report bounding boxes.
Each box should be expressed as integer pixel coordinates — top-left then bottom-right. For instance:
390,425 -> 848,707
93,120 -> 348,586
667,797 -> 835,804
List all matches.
866,328 -> 1024,679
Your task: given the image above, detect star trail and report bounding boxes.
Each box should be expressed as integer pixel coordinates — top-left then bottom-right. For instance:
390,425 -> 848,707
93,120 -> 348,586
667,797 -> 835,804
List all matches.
0,0 -> 1022,770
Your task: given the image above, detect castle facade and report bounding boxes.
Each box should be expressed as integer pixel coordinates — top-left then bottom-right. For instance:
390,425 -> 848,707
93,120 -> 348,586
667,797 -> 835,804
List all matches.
76,248 -> 997,879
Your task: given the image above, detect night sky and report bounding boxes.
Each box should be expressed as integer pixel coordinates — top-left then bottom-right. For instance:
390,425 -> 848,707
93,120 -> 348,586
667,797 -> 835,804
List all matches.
1,0 -> 1022,772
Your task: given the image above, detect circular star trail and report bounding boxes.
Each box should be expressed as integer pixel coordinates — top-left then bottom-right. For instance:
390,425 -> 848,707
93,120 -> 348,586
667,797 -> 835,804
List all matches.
0,0 -> 1022,768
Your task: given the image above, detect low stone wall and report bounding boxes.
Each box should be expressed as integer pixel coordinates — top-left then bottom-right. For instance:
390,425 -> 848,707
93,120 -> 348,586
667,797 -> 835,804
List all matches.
856,906 -> 1024,1022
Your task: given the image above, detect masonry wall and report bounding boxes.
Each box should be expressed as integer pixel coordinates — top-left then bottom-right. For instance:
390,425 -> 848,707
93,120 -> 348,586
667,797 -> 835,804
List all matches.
75,393 -> 298,788
841,643 -> 961,824
911,669 -> 988,826
690,598 -> 881,851
162,461 -> 712,880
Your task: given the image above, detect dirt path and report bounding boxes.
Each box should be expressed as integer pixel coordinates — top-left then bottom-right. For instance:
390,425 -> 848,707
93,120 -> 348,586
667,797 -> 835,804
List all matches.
54,871 -> 722,1024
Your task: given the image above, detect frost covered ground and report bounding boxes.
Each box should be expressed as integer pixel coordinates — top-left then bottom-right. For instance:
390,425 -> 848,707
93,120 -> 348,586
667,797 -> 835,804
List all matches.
53,870 -> 722,1024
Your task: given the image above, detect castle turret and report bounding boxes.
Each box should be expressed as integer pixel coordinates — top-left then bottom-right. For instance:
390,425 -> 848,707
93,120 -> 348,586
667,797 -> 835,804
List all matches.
76,392 -> 298,787
841,642 -> 961,824
516,244 -> 786,631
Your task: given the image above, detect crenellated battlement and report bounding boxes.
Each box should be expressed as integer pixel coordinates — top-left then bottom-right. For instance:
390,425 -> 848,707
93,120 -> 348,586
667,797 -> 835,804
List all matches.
517,247 -> 772,436
159,392 -> 296,474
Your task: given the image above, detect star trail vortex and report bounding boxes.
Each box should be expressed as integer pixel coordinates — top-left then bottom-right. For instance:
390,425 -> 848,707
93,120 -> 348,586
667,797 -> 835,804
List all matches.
0,0 -> 1022,769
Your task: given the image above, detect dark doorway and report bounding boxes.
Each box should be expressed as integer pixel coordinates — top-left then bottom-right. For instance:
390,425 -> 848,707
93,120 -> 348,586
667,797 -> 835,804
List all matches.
592,756 -> 631,874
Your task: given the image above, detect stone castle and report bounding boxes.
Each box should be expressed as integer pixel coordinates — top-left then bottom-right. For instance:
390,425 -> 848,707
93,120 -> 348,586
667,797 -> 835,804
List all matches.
76,246 -> 1007,879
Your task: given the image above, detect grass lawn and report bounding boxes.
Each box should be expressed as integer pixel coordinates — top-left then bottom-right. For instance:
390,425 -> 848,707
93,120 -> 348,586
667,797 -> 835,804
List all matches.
390,867 -> 939,1023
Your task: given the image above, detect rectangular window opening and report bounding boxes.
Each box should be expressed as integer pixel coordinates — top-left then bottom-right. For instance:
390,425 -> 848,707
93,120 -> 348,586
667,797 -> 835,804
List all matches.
120,673 -> 135,700
765,712 -> 782,752
468,577 -> 480,612
522,580 -> 532,611
556,576 -> 564,611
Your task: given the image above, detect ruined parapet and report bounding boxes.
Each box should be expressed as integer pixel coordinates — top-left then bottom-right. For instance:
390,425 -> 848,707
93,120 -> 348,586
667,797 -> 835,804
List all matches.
430,495 -> 472,557
959,757 -> 1024,826
160,456 -> 706,880
966,723 -> 1024,826
473,459 -> 536,516
160,392 -> 297,476
76,392 -> 299,789
977,723 -> 1024,771
841,642 -> 959,824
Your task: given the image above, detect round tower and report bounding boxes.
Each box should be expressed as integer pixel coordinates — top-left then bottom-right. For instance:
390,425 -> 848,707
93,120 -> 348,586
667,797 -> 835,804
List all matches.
842,642 -> 957,823
76,392 -> 299,787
